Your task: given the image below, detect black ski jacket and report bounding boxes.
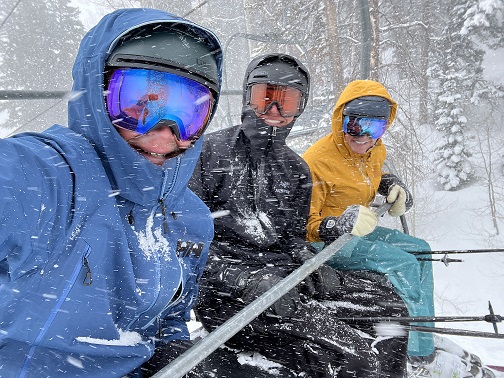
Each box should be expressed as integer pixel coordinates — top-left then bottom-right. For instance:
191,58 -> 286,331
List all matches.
190,108 -> 311,269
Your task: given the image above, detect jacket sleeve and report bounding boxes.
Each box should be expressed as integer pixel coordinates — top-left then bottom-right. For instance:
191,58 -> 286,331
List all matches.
305,162 -> 332,243
0,137 -> 73,282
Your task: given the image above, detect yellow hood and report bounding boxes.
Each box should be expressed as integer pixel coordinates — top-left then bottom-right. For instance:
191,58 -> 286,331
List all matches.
331,79 -> 397,143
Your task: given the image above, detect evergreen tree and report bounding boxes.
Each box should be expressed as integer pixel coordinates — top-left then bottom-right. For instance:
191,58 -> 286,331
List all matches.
431,0 -> 484,191
462,0 -> 504,49
0,0 -> 84,134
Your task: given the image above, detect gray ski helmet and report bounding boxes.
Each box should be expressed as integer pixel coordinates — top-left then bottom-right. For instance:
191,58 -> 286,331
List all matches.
246,54 -> 309,95
343,96 -> 391,119
106,22 -> 222,94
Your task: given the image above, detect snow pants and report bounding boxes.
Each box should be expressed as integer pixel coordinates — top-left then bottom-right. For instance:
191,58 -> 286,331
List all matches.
325,226 -> 435,357
195,270 -> 408,378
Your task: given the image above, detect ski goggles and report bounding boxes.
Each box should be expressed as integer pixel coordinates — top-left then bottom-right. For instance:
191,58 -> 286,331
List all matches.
106,68 -> 214,141
248,83 -> 304,117
342,115 -> 388,139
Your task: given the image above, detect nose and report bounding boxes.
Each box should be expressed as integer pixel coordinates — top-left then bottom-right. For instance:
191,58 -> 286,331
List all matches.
148,124 -> 177,137
267,102 -> 282,115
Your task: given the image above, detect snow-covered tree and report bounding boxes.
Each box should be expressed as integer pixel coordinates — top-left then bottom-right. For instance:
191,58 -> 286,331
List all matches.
462,0 -> 504,49
431,0 -> 484,191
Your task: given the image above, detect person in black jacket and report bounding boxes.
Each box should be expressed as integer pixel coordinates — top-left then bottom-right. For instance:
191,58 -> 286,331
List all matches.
189,53 -> 409,378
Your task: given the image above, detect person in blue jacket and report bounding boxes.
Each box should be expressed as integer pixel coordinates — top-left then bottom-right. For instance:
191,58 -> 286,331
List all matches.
0,8 -> 222,377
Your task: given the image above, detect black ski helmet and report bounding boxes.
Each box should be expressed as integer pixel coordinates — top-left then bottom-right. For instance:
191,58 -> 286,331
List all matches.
106,22 -> 222,96
343,96 -> 391,119
244,54 -> 310,115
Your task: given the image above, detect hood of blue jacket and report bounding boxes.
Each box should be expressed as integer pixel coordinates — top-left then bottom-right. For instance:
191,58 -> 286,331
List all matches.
68,8 -> 223,206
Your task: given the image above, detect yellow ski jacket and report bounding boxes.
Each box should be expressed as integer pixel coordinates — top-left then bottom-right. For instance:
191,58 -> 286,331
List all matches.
302,80 -> 398,242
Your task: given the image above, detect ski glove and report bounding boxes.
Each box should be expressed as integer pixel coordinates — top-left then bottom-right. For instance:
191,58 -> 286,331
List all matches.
241,273 -> 300,317
378,173 -> 413,217
386,185 -> 407,217
318,205 -> 378,244
292,246 -> 341,300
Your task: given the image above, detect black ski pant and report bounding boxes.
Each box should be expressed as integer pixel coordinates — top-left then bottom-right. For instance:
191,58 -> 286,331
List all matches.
195,270 -> 408,378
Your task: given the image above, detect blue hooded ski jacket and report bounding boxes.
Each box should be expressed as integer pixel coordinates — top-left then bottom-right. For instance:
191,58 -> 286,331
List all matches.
0,8 -> 221,377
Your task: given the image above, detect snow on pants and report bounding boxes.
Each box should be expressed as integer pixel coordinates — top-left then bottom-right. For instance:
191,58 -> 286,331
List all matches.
195,270 -> 408,378
326,226 -> 435,357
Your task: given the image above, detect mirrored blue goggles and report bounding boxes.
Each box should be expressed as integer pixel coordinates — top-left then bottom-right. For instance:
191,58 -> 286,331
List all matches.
106,68 -> 214,141
342,115 -> 388,139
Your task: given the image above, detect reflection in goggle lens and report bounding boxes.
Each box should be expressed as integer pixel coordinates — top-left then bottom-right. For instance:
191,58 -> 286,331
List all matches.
342,115 -> 388,139
106,68 -> 213,141
248,83 -> 303,117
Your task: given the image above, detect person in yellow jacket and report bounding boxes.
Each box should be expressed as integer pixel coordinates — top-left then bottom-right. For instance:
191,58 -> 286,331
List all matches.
302,80 -> 494,377
302,79 -> 436,363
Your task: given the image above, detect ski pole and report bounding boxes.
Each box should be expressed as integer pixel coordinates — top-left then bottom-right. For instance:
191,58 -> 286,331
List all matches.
412,248 -> 504,256
338,314 -> 502,324
336,314 -> 503,324
340,301 -> 502,339
151,203 -> 392,378
406,325 -> 504,339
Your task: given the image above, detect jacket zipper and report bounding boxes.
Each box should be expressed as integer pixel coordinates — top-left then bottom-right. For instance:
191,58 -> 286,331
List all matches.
127,157 -> 182,330
20,246 -> 91,378
158,157 -> 181,234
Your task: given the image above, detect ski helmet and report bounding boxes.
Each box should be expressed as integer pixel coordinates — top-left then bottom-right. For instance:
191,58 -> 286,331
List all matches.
343,96 -> 392,119
106,22 -> 222,95
244,54 -> 309,117
245,54 -> 309,95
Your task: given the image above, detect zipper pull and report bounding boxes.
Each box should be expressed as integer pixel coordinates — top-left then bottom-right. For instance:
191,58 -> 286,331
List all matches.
83,256 -> 93,286
159,198 -> 169,234
272,127 -> 277,136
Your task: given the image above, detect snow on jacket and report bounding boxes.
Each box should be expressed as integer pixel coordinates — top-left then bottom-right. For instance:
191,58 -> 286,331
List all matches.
302,80 -> 398,242
0,9 -> 220,377
189,112 -> 311,265
189,56 -> 311,268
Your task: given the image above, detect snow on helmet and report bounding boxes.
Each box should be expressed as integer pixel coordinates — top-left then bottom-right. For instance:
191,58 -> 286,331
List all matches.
106,22 -> 222,94
343,96 -> 391,119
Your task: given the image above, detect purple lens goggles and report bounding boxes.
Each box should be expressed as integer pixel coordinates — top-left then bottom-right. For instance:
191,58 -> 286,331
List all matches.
106,68 -> 214,141
342,115 -> 388,139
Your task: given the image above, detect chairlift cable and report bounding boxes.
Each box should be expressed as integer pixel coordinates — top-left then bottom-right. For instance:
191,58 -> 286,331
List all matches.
0,0 -> 22,30
6,97 -> 65,138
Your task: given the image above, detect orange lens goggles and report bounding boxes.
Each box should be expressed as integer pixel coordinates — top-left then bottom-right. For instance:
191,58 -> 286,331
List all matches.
248,83 -> 303,117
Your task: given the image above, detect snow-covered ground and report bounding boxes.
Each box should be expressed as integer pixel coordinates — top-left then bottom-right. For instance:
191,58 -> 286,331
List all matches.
415,183 -> 504,373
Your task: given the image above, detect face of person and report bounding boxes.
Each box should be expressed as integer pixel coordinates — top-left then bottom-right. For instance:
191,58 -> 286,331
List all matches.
343,132 -> 377,154
115,125 -> 192,166
255,103 -> 295,127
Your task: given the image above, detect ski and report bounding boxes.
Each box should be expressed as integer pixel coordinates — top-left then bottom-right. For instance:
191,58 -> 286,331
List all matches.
151,205 -> 392,378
